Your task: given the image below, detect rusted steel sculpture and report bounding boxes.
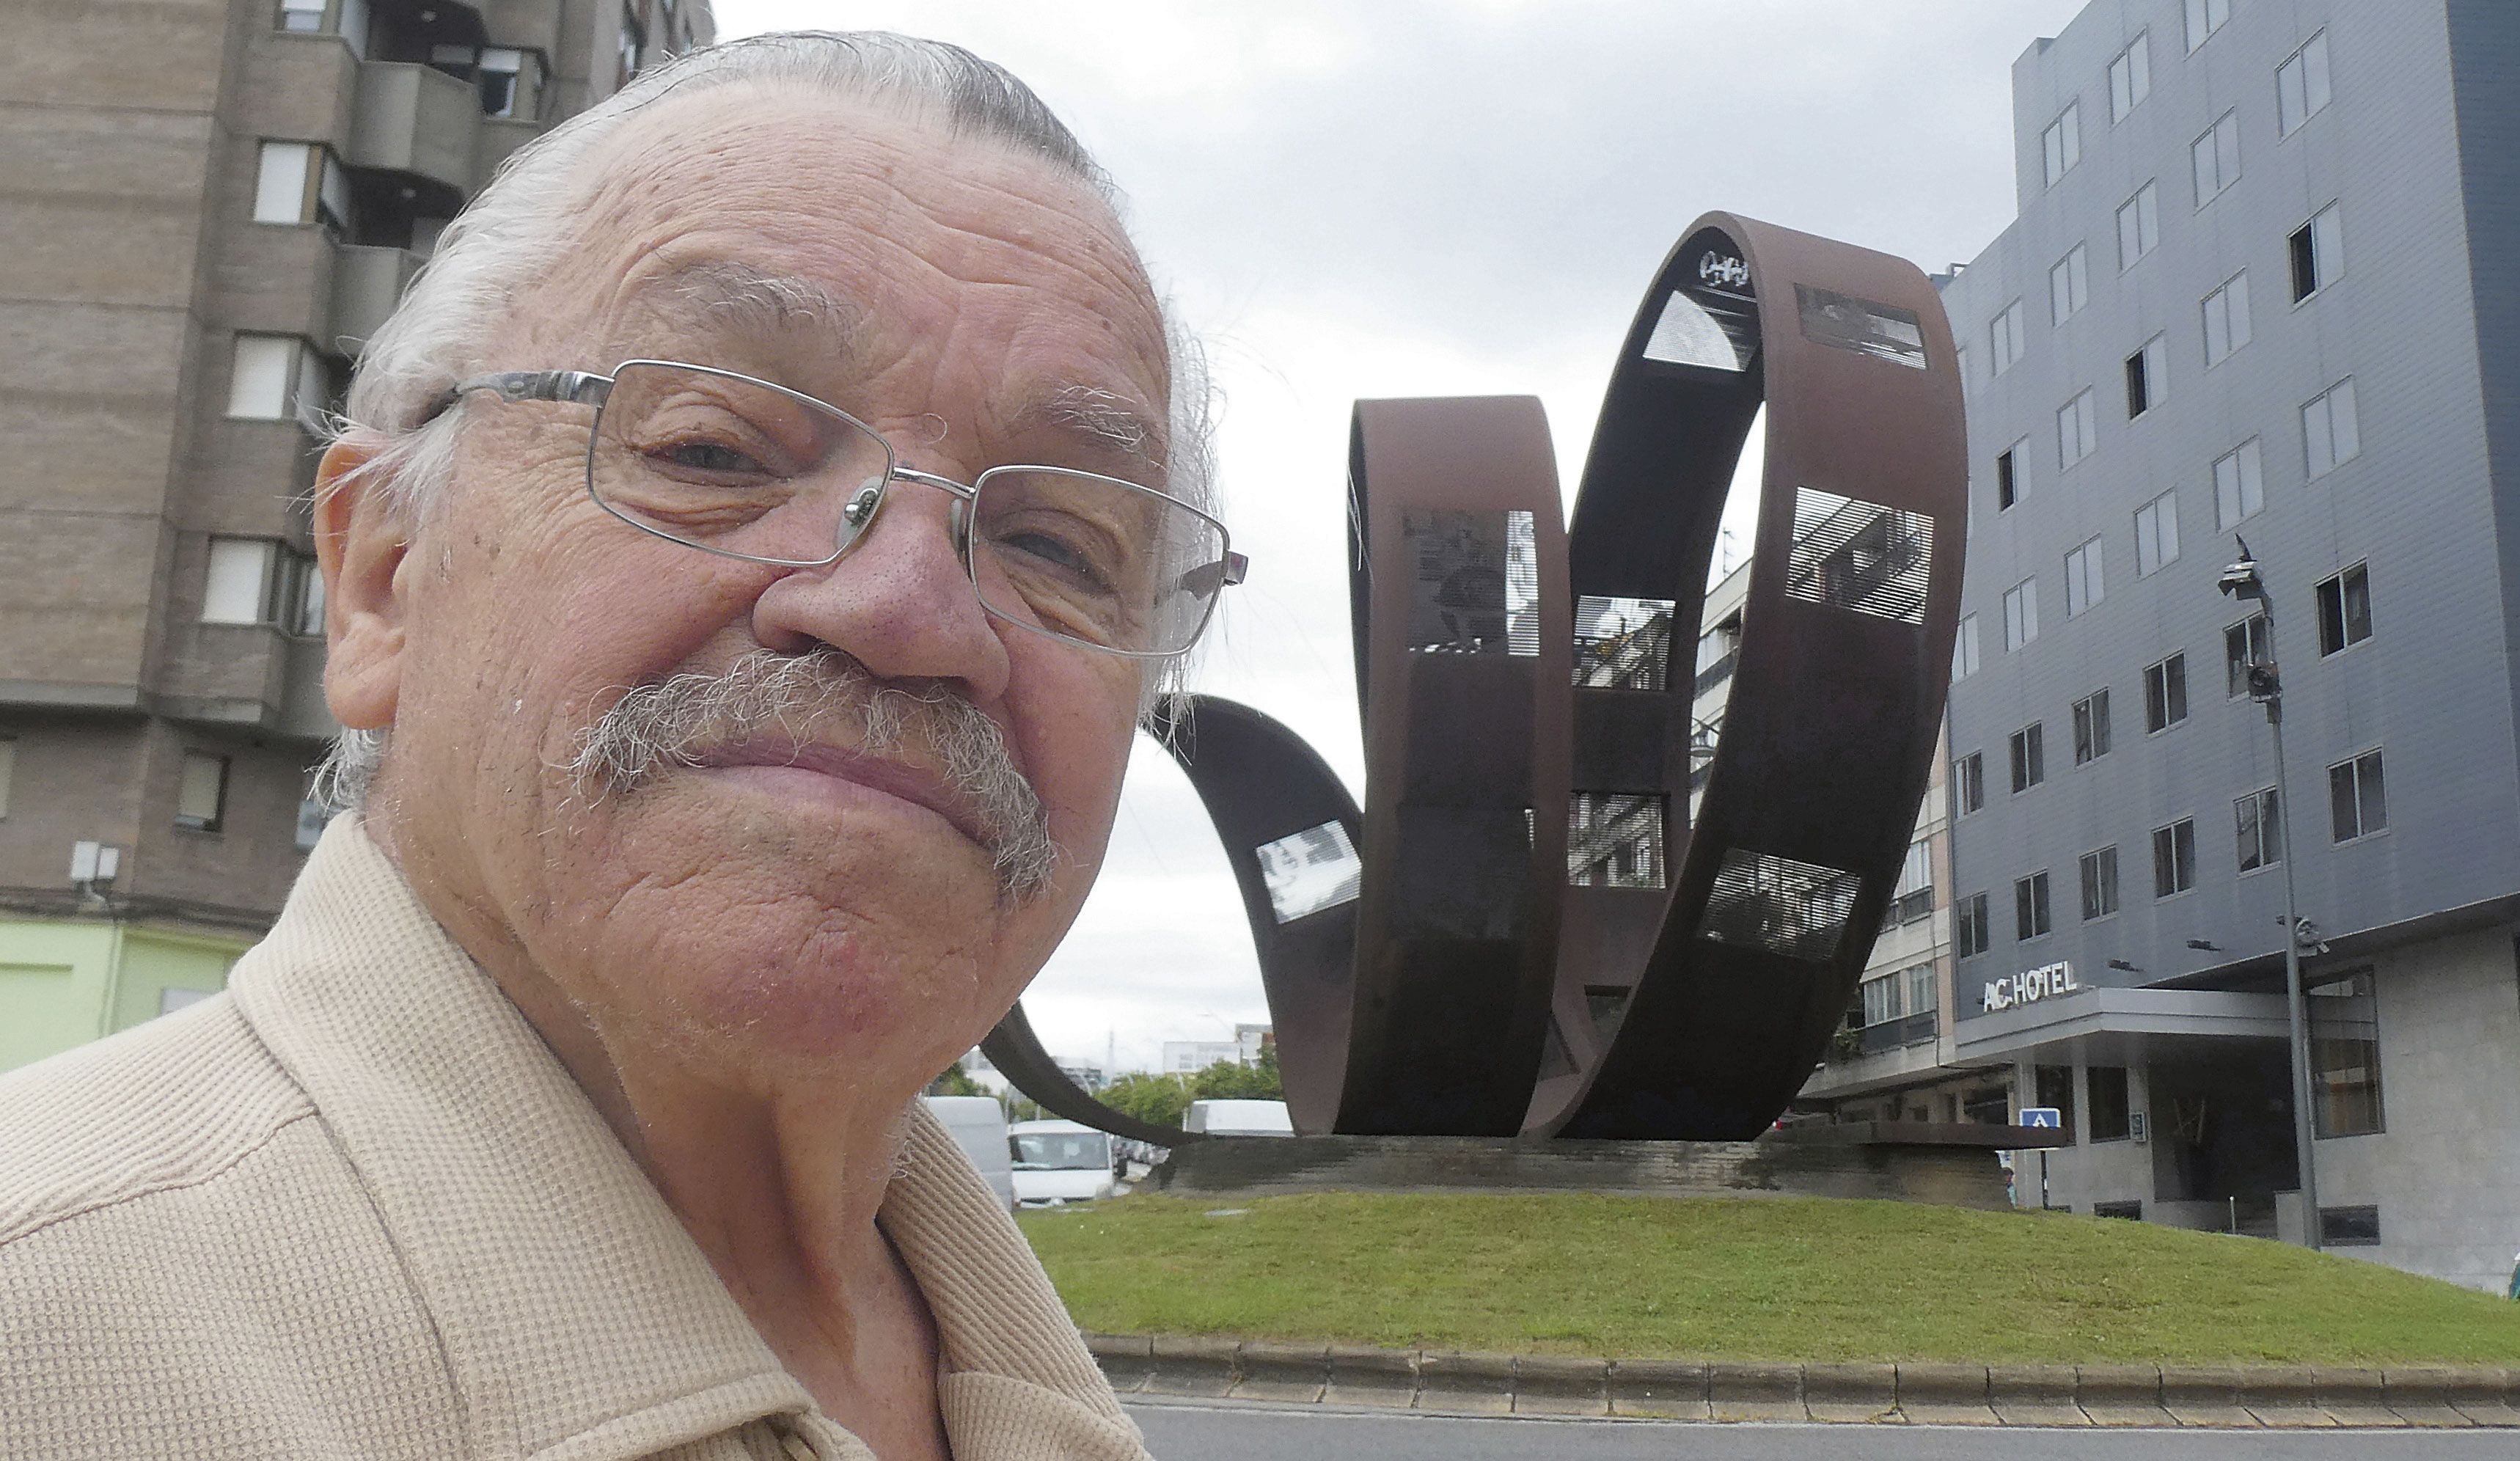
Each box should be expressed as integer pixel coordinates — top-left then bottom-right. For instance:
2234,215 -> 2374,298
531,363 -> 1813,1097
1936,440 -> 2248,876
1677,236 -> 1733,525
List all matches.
985,211 -> 1965,1141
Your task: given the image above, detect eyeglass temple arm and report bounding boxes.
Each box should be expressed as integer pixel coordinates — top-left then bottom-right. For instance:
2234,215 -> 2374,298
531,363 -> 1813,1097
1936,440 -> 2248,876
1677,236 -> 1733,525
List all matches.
433,370 -> 615,418
1179,552 -> 1251,597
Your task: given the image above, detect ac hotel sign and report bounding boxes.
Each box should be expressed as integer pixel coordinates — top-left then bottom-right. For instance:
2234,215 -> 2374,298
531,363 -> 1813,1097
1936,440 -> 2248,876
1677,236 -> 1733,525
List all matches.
1982,960 -> 2080,1013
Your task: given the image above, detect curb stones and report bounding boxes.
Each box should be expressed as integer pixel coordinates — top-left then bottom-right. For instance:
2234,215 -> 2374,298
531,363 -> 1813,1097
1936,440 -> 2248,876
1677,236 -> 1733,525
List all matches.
1231,1341 -> 1328,1405
2313,1366 -> 2406,1427
1897,1362 -> 1997,1425
1416,1351 -> 1516,1415
1084,1333 -> 1154,1395
1704,1361 -> 1803,1423
2384,1366 -> 2475,1428
1987,1363 -> 2085,1427
2073,1363 -> 2175,1427
2236,1364 -> 2334,1427
1322,1344 -> 1418,1410
1606,1358 -> 1710,1420
1143,1335 -> 1239,1398
2159,1365 -> 2262,1427
1513,1355 -> 1611,1416
1803,1362 -> 1897,1423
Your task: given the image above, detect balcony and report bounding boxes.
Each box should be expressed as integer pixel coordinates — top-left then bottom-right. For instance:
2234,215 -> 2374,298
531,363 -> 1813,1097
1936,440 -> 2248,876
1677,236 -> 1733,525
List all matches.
1856,1008 -> 1941,1057
1692,649 -> 1737,698
329,244 -> 424,353
349,59 -> 481,192
1880,886 -> 1935,931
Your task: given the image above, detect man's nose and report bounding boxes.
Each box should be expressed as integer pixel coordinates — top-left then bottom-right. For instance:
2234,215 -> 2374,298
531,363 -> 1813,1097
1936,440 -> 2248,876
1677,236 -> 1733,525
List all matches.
749,471 -> 1011,702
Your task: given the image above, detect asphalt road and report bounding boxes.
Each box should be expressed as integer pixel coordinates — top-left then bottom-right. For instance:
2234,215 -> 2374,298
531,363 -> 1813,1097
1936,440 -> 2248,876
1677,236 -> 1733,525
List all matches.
1126,1399 -> 2517,1459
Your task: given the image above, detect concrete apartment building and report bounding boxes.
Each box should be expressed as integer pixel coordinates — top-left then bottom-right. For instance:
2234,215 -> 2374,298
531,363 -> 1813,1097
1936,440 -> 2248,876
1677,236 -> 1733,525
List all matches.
1935,0 -> 2520,1289
0,0 -> 714,1072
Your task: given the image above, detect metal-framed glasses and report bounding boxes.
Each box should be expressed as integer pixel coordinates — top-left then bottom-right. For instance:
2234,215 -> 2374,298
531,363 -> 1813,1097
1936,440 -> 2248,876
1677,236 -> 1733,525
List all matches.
438,359 -> 1246,658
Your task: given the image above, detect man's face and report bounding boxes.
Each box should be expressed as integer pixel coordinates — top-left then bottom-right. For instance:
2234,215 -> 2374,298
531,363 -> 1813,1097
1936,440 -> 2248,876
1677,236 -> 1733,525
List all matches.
348,92 -> 1173,1092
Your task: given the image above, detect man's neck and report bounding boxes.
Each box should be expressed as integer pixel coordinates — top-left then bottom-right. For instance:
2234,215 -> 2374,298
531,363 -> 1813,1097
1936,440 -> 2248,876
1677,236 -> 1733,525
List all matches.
367,812 -> 953,1457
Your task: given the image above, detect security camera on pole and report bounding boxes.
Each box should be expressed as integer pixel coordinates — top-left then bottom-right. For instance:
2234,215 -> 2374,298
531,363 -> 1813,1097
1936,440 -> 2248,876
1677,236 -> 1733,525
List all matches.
2218,536 -> 2322,1250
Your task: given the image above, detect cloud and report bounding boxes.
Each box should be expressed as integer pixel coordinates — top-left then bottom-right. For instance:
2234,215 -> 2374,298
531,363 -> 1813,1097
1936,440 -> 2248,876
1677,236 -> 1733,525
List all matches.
715,0 -> 2087,1073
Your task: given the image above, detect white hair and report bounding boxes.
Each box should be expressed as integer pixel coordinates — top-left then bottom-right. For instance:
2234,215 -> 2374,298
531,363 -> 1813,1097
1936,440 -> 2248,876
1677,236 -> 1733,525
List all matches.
315,30 -> 1215,810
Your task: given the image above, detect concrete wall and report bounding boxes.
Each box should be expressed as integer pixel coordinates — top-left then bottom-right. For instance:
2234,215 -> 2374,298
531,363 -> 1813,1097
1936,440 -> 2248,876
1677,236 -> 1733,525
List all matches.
0,916 -> 246,1074
2310,924 -> 2520,1292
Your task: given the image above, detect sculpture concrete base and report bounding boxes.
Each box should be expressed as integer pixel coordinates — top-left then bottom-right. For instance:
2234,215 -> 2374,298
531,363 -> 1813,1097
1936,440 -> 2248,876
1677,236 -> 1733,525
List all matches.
1149,1124 -> 2062,1212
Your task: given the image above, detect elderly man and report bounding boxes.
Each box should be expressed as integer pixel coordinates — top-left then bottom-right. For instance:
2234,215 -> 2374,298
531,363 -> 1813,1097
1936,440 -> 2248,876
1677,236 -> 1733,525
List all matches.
0,31 -> 1240,1461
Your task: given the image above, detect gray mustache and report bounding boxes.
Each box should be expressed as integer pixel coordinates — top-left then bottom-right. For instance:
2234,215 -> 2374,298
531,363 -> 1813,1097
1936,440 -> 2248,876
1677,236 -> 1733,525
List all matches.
566,648 -> 1058,900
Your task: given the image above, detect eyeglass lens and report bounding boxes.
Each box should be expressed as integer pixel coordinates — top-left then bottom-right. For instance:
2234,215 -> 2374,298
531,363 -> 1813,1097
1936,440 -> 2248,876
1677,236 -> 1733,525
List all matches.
588,362 -> 1228,655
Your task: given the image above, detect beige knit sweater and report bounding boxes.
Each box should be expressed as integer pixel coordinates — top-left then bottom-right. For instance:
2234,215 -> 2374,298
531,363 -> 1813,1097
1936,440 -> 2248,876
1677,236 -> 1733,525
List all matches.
0,818 -> 1152,1460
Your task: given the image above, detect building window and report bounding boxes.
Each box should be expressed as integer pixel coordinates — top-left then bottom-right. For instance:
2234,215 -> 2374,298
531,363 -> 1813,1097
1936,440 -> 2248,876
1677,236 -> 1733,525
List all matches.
2185,0 -> 2230,51
2056,388 -> 2098,469
2213,438 -> 2265,528
2308,970 -> 2383,1137
2072,689 -> 2111,765
2009,722 -> 2045,794
276,0 -> 327,32
2002,578 -> 2040,651
1956,751 -> 1985,816
2125,334 -> 2168,418
2088,1065 -> 2132,1140
2202,271 -> 2252,367
2191,109 -> 2242,208
1956,891 -> 1991,958
2223,611 -> 2270,697
2320,1205 -> 2381,1246
1990,299 -> 2027,375
2235,786 -> 2282,872
2278,32 -> 2333,137
2109,33 -> 2151,122
2329,749 -> 2387,841
2064,535 -> 2105,617
176,752 -> 230,832
2049,243 -> 2089,326
2133,488 -> 2180,576
2034,1063 -> 2076,1141
2116,181 -> 2159,271
2303,378 -> 2361,477
227,334 -> 330,429
2152,817 -> 2196,897
2079,845 -> 2119,920
2144,653 -> 2188,733
1996,444 -> 2020,510
203,538 -> 279,624
2043,102 -> 2081,188
1952,612 -> 1980,681
2315,563 -> 2373,655
476,48 -> 545,120
2289,202 -> 2344,303
2093,1199 -> 2144,1220
252,141 -> 315,224
2015,870 -> 2052,941
1887,839 -> 1934,926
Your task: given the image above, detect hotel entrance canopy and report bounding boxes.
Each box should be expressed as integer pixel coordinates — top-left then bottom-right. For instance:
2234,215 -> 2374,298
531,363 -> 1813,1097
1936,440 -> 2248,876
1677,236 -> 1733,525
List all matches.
1954,985 -> 2293,1068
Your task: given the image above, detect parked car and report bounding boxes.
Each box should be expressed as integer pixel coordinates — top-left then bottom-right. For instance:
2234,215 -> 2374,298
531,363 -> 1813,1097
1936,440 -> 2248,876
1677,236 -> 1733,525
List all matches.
922,1095 -> 1017,1213
1184,1099 -> 1294,1137
1008,1118 -> 1118,1205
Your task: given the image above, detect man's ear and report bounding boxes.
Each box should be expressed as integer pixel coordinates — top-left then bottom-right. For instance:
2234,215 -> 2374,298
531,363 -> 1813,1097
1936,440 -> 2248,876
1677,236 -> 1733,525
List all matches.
312,439 -> 411,732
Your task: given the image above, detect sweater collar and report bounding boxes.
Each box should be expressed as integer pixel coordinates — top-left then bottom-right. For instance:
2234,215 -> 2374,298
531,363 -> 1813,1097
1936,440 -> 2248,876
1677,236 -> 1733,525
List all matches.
230,816 -> 1143,1460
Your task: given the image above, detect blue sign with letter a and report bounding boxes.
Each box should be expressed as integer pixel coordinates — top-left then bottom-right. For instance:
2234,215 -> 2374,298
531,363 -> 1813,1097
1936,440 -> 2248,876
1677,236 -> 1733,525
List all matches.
2020,1106 -> 2062,1129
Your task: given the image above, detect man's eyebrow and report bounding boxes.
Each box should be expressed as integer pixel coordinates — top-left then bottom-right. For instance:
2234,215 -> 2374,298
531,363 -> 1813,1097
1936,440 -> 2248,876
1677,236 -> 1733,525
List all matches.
1011,384 -> 1170,478
651,260 -> 865,346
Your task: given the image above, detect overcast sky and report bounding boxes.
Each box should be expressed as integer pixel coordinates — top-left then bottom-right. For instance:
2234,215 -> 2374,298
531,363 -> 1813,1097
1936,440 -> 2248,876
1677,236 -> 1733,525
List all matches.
717,0 -> 2091,1074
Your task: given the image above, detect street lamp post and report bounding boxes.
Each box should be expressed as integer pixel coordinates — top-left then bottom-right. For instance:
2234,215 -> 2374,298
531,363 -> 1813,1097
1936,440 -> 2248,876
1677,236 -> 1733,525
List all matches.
2219,538 -> 2321,1250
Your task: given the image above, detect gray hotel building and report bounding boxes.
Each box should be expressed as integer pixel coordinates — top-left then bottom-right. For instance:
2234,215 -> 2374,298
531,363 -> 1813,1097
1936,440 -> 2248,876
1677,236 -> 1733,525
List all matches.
1917,0 -> 2520,1289
0,0 -> 711,1070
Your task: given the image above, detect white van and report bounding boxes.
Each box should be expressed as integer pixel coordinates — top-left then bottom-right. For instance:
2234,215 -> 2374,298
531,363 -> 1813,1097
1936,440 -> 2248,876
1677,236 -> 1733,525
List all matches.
922,1096 -> 1017,1213
1008,1118 -> 1117,1206
1184,1099 -> 1294,1137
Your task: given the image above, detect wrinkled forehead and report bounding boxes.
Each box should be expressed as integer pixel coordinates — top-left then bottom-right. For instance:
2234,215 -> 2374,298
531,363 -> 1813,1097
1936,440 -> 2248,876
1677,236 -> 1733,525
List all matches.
489,85 -> 1171,461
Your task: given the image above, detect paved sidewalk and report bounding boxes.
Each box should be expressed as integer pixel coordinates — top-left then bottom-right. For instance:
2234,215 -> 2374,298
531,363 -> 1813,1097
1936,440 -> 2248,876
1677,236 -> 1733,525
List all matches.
1085,1333 -> 2520,1428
